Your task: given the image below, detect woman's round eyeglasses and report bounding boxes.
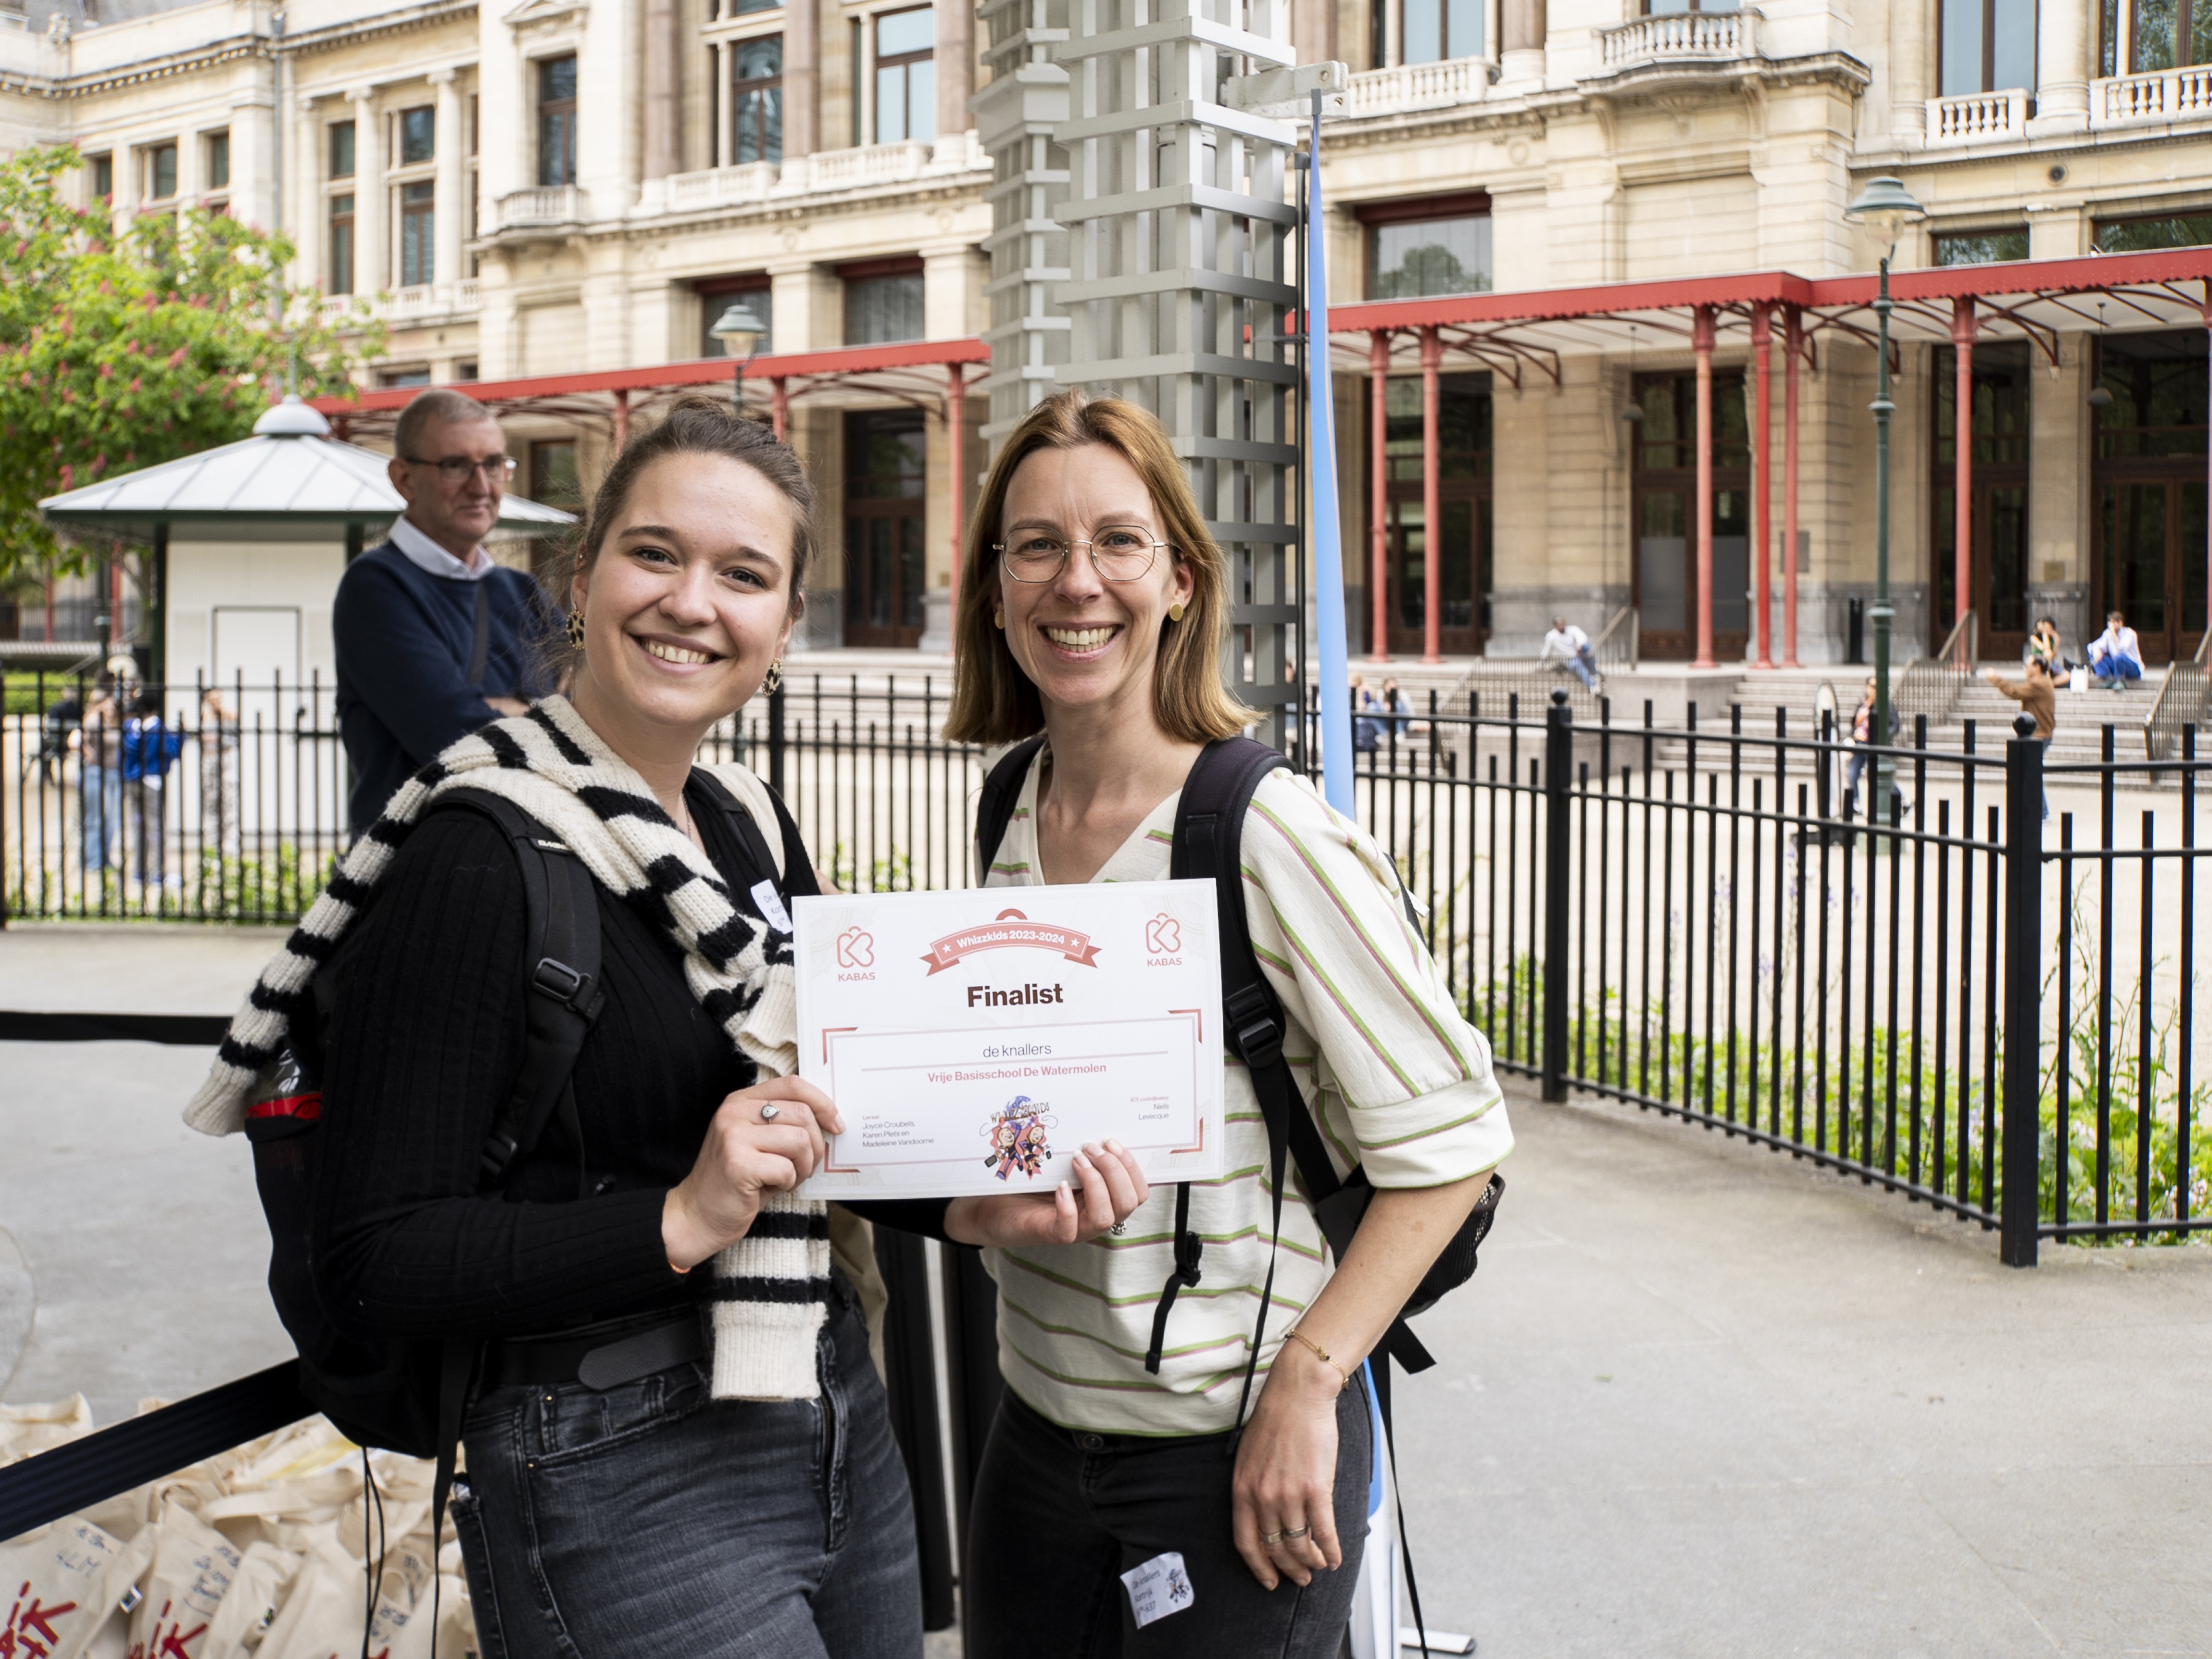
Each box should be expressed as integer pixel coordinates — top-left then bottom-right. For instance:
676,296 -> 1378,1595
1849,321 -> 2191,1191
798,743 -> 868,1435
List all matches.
993,525 -> 1167,583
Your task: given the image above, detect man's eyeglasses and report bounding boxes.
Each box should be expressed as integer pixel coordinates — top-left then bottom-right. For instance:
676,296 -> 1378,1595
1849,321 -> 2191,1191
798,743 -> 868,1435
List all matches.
404,454 -> 518,485
993,525 -> 1167,583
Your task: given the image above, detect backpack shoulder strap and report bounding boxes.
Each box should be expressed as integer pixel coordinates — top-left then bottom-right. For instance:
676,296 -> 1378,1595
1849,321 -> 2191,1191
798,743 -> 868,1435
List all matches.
1169,741 -> 1345,1212
974,736 -> 1047,886
424,789 -> 604,1185
691,766 -> 822,902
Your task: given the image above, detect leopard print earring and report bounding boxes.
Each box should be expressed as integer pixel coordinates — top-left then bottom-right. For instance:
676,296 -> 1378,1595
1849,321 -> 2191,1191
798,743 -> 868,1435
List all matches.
566,608 -> 587,648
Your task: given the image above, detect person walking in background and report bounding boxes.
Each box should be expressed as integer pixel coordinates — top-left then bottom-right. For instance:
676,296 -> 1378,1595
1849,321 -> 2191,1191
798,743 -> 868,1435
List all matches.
1985,656 -> 2057,819
1541,615 -> 1601,690
69,663 -> 126,881
198,684 -> 240,861
1843,677 -> 1881,811
2085,611 -> 2144,691
1350,672 -> 1380,753
1379,674 -> 1415,738
333,388 -> 551,833
122,688 -> 182,891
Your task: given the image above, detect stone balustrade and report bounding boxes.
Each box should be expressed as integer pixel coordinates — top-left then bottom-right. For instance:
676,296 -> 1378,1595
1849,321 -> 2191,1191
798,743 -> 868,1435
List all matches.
1344,56 -> 1490,118
1927,88 -> 2028,145
1595,8 -> 1760,72
2094,64 -> 2212,126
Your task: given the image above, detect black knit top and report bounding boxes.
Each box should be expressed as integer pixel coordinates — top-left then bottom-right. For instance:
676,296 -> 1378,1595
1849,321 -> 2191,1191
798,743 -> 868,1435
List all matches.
311,779 -> 757,1342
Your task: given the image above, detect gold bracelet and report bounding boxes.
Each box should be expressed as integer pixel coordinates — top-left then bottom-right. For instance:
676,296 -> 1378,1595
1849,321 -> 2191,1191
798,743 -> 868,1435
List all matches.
1281,1328 -> 1351,1392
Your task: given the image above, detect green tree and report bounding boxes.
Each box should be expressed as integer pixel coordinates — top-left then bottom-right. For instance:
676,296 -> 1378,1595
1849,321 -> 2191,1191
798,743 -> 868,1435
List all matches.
0,143 -> 384,581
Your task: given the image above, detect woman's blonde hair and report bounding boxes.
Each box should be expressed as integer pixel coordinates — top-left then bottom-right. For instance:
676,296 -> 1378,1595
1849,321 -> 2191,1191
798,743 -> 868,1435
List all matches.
945,390 -> 1250,745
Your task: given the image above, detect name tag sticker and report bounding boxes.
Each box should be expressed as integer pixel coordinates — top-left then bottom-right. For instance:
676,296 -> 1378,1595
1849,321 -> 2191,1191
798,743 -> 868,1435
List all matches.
1120,1551 -> 1194,1628
750,879 -> 794,935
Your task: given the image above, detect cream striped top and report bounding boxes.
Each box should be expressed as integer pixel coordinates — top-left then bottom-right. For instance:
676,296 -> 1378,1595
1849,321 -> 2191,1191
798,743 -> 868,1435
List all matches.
981,751 -> 1512,1436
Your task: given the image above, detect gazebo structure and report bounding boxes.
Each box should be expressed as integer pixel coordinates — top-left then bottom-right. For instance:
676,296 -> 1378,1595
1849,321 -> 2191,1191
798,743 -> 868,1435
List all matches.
40,395 -> 576,697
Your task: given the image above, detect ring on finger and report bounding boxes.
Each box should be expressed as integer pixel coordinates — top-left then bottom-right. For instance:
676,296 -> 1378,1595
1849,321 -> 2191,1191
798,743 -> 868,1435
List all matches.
1281,1525 -> 1311,1542
759,1104 -> 781,1121
1261,1530 -> 1285,1545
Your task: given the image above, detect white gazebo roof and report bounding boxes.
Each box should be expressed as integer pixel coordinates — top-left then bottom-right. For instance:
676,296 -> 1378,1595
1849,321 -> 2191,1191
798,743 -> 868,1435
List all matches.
38,396 -> 578,543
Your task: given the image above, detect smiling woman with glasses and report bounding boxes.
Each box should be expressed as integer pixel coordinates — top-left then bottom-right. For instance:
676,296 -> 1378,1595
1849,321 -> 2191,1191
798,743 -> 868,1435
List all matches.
899,390 -> 1512,1659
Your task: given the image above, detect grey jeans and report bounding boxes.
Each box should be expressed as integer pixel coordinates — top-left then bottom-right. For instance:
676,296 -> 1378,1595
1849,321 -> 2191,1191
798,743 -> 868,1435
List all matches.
452,1288 -> 921,1659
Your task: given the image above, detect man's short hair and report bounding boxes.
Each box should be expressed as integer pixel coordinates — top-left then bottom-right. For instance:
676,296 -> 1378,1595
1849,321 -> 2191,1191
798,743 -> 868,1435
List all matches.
394,387 -> 497,462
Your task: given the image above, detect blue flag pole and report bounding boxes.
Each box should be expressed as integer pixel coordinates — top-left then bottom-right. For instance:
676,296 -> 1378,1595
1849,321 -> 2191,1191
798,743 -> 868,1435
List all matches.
1305,90 -> 1354,818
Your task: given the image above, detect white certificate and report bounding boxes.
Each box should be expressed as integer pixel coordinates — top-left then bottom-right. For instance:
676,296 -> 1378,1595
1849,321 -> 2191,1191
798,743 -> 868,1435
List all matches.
793,880 -> 1225,1199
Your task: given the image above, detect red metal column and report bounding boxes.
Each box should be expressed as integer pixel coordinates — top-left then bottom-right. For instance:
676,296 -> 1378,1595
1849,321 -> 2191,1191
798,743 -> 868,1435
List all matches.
946,363 -> 968,609
1370,330 -> 1391,661
1420,325 -> 1443,664
770,377 -> 789,444
612,388 -> 630,453
2204,292 -> 2212,635
1951,296 -> 1977,648
1751,305 -> 1773,669
1783,305 -> 1802,668
1692,305 -> 1716,668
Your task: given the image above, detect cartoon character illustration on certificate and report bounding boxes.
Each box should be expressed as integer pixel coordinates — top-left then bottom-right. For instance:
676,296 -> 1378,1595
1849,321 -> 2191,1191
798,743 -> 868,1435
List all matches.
982,1096 -> 1055,1180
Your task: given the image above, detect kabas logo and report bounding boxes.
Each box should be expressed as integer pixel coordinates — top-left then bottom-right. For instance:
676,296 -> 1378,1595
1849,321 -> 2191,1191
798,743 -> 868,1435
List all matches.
836,928 -> 875,969
1145,914 -> 1181,955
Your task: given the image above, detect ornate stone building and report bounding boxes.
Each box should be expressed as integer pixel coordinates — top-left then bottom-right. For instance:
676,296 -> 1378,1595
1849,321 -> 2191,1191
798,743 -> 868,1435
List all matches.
0,0 -> 2207,664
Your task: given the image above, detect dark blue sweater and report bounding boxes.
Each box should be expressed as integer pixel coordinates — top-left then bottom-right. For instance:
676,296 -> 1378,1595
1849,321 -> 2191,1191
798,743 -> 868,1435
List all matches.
333,541 -> 552,830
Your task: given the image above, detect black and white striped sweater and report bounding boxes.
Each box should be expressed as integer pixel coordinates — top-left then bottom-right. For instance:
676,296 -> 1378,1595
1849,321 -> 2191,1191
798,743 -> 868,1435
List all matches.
185,695 -> 830,1402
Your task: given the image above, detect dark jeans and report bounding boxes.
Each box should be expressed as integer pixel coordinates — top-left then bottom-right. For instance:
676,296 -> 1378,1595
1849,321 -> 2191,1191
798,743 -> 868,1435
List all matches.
452,1290 -> 921,1659
965,1376 -> 1371,1659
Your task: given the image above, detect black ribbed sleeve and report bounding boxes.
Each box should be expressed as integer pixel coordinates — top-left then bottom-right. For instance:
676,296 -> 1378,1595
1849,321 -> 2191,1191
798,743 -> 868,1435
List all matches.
312,800 -> 756,1340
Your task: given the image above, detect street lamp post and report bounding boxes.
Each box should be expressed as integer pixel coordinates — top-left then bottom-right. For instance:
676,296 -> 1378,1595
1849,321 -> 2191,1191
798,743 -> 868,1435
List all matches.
1842,176 -> 1926,816
708,300 -> 769,415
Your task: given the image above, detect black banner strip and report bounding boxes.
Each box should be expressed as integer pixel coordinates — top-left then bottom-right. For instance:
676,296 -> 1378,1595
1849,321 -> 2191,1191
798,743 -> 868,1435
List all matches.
0,1011 -> 232,1045
0,1363 -> 311,1544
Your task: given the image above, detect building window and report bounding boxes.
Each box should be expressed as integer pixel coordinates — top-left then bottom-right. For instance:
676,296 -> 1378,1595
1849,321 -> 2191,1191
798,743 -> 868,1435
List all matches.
2105,0 -> 2212,71
329,194 -> 355,295
205,130 -> 230,192
1933,228 -> 2031,264
843,261 -> 925,344
89,154 -> 113,201
1363,197 -> 1492,299
530,440 -> 584,512
143,143 -> 178,202
844,410 -> 930,648
874,8 -> 936,144
539,56 -> 579,187
330,121 -> 356,179
399,105 -> 436,165
699,276 -> 774,359
378,367 -> 433,388
400,181 -> 436,287
1941,0 -> 2037,94
2094,212 -> 2212,251
456,360 -> 479,380
731,36 -> 785,163
1398,0 -> 1482,63
735,0 -> 779,12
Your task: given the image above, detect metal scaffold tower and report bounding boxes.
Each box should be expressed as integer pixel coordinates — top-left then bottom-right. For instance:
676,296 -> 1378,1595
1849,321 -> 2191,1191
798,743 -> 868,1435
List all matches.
979,0 -> 1306,749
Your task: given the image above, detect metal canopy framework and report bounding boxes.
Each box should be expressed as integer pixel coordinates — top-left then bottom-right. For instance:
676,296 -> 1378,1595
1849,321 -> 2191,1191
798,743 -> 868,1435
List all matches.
1326,248 -> 2212,668
309,338 -> 992,592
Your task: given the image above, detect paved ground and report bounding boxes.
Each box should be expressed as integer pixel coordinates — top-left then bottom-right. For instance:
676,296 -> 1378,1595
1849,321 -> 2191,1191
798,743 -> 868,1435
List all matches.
2,927 -> 2207,1654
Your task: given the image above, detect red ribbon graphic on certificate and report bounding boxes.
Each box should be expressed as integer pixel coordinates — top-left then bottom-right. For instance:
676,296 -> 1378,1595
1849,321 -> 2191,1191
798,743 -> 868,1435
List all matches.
920,908 -> 1103,975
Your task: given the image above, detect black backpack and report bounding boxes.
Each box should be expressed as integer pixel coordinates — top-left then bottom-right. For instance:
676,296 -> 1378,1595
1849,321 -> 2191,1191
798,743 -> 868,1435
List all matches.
243,777 -> 801,1538
973,735 -> 1504,1407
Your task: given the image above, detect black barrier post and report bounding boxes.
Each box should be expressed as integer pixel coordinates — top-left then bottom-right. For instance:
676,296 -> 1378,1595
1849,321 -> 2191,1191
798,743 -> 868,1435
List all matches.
1542,688 -> 1572,1102
0,1363 -> 310,1541
938,1242 -> 1004,1646
767,676 -> 787,797
872,1231 -> 957,1629
2001,712 -> 2044,1268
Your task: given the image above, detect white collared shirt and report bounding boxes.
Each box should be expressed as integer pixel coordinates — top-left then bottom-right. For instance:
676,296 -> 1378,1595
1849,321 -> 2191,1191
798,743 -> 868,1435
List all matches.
390,515 -> 494,582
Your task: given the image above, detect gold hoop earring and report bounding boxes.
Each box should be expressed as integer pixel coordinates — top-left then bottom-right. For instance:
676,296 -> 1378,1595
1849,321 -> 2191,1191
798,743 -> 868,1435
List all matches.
566,608 -> 587,648
1168,601 -> 1185,623
993,609 -> 1005,629
763,658 -> 784,696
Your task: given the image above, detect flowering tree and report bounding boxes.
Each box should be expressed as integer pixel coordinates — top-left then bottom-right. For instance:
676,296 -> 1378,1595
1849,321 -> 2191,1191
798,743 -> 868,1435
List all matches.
0,143 -> 384,581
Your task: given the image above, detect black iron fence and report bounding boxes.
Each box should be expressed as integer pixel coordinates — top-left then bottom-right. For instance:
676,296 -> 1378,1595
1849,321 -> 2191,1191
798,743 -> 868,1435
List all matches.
6,671 -> 2206,1259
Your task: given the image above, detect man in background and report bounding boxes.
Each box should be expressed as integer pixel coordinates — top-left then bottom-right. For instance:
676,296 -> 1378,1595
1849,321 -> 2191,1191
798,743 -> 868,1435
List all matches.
1541,616 -> 1601,690
334,388 -> 548,832
2085,610 -> 2144,691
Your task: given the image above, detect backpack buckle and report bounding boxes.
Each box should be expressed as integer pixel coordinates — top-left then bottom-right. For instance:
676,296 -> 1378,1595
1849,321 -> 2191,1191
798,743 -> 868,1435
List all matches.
1224,986 -> 1282,1068
531,957 -> 587,1008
